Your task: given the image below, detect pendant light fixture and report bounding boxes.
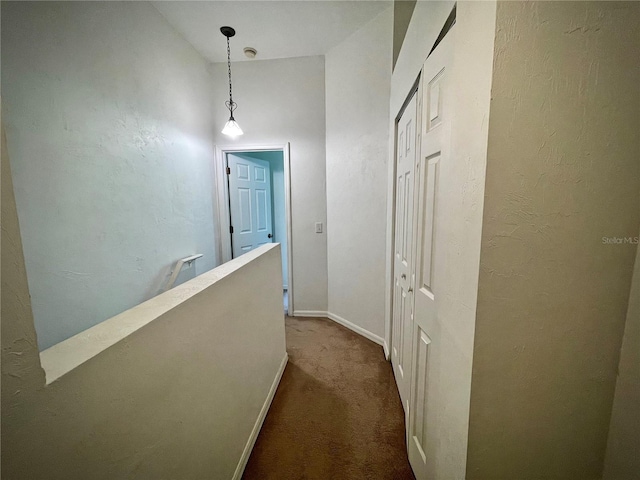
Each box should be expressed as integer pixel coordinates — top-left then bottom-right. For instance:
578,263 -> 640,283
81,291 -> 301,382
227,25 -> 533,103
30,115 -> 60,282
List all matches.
220,26 -> 243,137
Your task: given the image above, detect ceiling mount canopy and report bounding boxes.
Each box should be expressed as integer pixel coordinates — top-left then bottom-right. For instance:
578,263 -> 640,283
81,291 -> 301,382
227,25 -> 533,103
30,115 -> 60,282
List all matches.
220,26 -> 236,38
220,26 -> 243,138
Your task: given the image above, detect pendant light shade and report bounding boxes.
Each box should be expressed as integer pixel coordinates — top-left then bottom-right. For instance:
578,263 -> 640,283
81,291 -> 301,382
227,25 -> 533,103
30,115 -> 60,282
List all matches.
220,26 -> 243,137
222,118 -> 243,137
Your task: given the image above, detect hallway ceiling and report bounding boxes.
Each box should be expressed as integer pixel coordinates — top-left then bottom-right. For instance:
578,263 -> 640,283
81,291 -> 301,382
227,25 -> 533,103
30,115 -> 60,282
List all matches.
152,1 -> 391,63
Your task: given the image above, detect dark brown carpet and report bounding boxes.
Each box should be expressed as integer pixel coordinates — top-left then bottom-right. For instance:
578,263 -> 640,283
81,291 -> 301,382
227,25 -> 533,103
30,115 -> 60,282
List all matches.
243,316 -> 415,480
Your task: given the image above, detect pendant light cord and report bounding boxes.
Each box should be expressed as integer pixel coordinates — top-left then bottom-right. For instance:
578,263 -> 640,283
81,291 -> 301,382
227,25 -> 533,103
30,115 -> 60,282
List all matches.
225,36 -> 237,118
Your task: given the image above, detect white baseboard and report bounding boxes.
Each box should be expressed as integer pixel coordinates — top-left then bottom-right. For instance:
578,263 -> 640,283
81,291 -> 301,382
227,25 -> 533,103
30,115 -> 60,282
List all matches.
383,340 -> 390,360
292,310 -> 385,347
326,312 -> 385,346
292,310 -> 328,318
232,352 -> 288,480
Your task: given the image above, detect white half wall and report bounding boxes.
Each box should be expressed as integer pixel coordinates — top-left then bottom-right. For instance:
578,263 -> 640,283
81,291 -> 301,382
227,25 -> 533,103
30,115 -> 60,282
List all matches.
211,56 -> 328,312
1,1 -> 219,350
2,128 -> 287,476
326,6 -> 393,339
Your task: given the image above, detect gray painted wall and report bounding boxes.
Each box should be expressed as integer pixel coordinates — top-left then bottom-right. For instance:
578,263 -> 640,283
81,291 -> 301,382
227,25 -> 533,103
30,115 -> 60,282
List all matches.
1,1 -> 219,350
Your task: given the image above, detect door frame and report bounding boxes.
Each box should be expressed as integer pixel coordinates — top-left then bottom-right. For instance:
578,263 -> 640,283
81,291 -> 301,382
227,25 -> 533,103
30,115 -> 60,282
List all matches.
214,143 -> 294,315
385,76 -> 422,360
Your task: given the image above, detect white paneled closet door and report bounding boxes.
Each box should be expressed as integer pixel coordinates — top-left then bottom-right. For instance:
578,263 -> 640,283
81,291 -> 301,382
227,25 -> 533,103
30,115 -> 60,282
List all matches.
407,25 -> 455,480
391,91 -> 419,415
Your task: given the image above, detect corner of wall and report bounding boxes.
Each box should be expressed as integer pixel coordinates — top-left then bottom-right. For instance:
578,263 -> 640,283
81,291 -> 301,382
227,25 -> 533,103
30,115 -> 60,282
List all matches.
1,118 -> 47,408
325,5 -> 393,340
604,239 -> 640,480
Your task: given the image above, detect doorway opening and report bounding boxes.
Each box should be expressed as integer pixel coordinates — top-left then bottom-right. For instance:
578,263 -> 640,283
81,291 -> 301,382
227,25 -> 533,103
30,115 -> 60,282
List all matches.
215,144 -> 293,315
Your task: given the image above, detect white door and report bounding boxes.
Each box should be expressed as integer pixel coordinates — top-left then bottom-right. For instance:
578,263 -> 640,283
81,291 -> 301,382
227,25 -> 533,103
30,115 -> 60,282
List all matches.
227,153 -> 273,257
407,27 -> 454,479
391,91 -> 418,414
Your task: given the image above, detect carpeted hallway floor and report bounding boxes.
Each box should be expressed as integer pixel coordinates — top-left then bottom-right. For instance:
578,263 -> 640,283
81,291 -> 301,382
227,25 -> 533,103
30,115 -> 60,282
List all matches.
243,316 -> 415,480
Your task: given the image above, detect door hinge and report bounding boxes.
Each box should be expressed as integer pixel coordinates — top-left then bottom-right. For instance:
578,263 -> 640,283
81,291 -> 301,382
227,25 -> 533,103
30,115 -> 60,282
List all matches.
230,225 -> 234,234
226,166 -> 231,175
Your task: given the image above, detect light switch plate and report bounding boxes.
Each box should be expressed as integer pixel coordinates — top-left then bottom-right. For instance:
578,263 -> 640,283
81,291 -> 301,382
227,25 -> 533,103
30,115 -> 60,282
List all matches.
315,222 -> 323,233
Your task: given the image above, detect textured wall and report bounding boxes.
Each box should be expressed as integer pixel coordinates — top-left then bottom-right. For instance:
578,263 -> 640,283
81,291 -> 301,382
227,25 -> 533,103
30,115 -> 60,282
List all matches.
326,7 -> 392,338
1,1 -> 219,349
1,120 -> 48,408
468,2 -> 640,478
211,56 -> 328,313
1,140 -> 287,479
604,241 -> 640,480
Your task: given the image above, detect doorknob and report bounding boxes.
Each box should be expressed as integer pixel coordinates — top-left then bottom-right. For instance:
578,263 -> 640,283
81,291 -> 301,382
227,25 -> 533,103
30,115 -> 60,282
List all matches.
268,233 -> 273,239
